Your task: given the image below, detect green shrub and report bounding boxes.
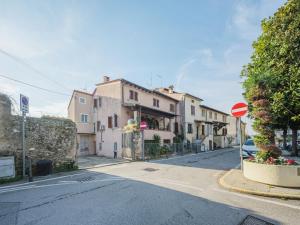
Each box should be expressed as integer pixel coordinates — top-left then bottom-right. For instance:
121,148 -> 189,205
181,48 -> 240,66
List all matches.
53,161 -> 78,173
0,175 -> 22,185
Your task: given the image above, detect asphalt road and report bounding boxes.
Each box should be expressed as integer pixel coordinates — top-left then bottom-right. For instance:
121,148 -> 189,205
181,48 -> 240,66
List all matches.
1,148 -> 300,225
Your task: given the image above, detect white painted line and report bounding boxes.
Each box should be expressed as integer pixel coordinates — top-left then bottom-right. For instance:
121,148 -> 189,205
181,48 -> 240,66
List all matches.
0,178 -> 125,194
0,171 -> 97,190
59,181 -> 79,184
213,188 -> 300,211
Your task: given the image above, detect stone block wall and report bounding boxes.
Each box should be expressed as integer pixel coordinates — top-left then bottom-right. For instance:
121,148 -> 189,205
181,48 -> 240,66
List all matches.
0,93 -> 76,175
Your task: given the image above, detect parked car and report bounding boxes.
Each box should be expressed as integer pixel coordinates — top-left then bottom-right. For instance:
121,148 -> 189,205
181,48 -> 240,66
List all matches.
242,139 -> 259,158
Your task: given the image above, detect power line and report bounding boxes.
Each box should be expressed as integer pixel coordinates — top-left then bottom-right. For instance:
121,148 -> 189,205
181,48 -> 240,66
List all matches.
0,48 -> 71,91
0,74 -> 70,96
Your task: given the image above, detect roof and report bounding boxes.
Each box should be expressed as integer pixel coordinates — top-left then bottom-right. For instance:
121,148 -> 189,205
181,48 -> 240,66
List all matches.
200,105 -> 229,116
96,78 -> 179,102
123,103 -> 178,118
183,93 -> 203,101
67,90 -> 92,109
156,88 -> 203,101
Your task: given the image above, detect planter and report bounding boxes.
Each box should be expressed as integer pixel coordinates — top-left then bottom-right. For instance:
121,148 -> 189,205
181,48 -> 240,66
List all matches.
243,160 -> 300,187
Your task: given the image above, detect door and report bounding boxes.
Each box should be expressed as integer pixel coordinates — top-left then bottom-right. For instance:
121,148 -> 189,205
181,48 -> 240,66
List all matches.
209,140 -> 212,151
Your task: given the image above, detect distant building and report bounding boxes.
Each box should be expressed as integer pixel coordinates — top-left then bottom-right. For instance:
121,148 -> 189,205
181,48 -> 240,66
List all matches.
157,87 -> 236,150
227,116 -> 247,145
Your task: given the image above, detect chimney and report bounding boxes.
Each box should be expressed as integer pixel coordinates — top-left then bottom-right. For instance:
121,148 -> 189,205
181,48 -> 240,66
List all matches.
103,76 -> 110,83
168,85 -> 174,94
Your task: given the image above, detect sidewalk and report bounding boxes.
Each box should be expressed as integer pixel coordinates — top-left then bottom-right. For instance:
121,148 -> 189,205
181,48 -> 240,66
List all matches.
219,169 -> 300,200
77,155 -> 130,169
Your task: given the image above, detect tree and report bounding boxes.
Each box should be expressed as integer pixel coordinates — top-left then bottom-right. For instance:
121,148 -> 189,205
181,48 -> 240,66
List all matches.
242,0 -> 300,156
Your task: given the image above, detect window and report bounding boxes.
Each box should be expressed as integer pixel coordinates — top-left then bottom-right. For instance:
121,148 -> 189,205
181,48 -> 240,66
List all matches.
79,97 -> 86,104
93,99 -> 98,108
209,111 -> 212,119
214,112 -> 217,120
174,122 -> 178,133
222,115 -> 226,123
191,99 -> 194,103
191,105 -> 195,115
108,116 -> 112,128
99,143 -> 102,151
202,125 -> 205,135
130,90 -> 134,100
170,104 -> 175,112
188,123 -> 193,134
153,98 -> 159,107
80,114 -> 88,123
222,128 -> 227,136
202,109 -> 206,117
97,121 -> 101,131
93,123 -> 95,133
114,114 -> 118,127
129,90 -> 138,101
98,97 -> 102,107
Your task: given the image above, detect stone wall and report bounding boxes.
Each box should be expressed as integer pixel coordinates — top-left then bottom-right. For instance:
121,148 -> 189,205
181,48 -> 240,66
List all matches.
0,93 -> 76,175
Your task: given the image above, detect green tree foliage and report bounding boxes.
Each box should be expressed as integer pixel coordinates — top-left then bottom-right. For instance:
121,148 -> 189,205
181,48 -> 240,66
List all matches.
242,0 -> 300,156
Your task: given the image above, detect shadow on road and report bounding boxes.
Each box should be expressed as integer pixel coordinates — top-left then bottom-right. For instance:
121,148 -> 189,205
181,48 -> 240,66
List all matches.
0,167 -> 280,225
149,148 -> 240,171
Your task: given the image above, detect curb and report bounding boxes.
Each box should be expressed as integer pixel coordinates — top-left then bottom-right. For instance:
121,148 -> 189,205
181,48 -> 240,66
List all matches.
78,160 -> 132,170
218,169 -> 300,200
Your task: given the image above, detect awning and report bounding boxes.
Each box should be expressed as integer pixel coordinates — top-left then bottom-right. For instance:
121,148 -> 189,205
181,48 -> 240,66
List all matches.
123,103 -> 178,118
212,121 -> 228,130
194,119 -> 213,124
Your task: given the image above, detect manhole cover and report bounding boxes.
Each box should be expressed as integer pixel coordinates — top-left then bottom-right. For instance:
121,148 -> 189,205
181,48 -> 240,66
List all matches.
76,176 -> 95,182
239,215 -> 275,225
144,168 -> 159,172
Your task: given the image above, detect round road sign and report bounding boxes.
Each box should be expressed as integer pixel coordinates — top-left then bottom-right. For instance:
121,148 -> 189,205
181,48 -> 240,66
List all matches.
231,102 -> 248,117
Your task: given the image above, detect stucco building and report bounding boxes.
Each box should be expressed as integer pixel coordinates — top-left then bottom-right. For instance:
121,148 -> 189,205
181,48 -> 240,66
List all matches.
68,77 -> 178,158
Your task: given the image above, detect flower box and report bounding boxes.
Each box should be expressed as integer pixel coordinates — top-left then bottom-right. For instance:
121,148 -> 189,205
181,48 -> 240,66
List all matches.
243,160 -> 300,187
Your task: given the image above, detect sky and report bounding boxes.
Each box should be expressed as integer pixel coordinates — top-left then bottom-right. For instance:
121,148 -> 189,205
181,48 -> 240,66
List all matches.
0,0 -> 286,135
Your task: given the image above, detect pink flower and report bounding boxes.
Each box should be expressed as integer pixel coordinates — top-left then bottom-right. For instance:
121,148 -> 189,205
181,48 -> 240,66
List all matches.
287,159 -> 296,165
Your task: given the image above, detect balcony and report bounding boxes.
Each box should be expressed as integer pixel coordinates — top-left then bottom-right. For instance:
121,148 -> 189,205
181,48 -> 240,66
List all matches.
144,129 -> 175,142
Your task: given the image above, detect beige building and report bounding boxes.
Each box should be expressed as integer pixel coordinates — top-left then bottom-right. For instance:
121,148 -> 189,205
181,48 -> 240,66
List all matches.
198,105 -> 229,150
156,87 -> 203,143
157,87 -> 230,150
227,116 -> 247,146
68,90 -> 95,156
68,77 -> 178,158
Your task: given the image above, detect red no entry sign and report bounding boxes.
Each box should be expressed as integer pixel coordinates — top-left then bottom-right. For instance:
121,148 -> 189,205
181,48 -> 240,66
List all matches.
140,121 -> 148,130
231,102 -> 248,117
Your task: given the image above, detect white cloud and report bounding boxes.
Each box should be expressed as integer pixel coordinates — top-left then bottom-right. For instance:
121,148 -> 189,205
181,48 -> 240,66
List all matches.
175,48 -> 214,89
230,0 -> 286,41
0,7 -> 83,60
29,101 -> 68,118
0,79 -> 19,95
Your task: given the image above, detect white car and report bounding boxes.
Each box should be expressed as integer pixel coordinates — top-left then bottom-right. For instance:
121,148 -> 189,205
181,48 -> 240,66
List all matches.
242,139 -> 259,158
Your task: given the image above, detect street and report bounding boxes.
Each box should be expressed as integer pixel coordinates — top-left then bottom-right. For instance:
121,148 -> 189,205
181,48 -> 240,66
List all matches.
1,148 -> 300,225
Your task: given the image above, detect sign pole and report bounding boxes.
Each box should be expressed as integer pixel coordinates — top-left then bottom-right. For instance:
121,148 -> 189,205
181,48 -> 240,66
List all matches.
22,111 -> 26,177
231,102 -> 248,171
239,117 -> 243,171
141,130 -> 145,160
20,94 -> 29,178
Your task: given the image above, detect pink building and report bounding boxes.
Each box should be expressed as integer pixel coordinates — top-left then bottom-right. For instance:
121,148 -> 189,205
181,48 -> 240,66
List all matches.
68,76 -> 178,158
